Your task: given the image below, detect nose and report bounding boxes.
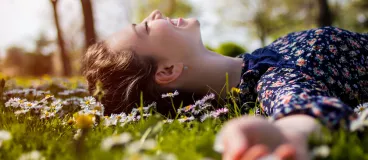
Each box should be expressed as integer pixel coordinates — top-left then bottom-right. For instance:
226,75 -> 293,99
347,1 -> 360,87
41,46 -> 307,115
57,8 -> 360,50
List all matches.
151,10 -> 163,20
141,10 -> 165,24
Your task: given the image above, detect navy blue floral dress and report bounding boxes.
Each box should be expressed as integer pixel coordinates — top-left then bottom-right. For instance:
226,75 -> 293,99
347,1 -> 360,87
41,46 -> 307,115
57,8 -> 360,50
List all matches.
237,26 -> 368,128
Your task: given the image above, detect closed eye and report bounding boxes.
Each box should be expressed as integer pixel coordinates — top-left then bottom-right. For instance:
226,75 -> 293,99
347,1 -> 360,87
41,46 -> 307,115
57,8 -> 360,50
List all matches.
145,21 -> 149,34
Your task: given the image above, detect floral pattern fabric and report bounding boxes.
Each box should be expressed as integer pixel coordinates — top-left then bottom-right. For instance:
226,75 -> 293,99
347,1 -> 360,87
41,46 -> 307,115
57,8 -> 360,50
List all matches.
237,26 -> 368,128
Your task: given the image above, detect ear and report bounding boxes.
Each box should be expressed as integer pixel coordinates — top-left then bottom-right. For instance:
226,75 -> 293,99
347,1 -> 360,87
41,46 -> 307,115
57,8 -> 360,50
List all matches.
155,62 -> 184,85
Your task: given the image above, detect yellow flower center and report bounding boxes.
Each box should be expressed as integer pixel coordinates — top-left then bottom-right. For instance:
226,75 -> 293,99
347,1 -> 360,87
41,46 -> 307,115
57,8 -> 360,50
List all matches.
94,106 -> 102,111
185,105 -> 191,111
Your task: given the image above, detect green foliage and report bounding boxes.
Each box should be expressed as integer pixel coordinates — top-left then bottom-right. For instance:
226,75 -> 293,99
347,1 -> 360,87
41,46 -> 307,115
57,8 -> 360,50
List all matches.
334,0 -> 368,33
216,42 -> 246,57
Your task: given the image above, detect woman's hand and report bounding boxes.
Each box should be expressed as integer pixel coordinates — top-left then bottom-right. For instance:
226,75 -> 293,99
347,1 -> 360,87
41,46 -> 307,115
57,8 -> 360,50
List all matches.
215,116 -> 287,160
215,115 -> 319,160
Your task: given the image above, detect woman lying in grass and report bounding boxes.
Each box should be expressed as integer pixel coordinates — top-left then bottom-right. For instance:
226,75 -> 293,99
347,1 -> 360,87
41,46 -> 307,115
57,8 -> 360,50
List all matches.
82,10 -> 368,160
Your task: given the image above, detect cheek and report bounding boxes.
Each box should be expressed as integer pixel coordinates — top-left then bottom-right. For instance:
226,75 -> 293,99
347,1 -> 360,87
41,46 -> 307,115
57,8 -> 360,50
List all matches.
151,22 -> 179,42
150,22 -> 188,48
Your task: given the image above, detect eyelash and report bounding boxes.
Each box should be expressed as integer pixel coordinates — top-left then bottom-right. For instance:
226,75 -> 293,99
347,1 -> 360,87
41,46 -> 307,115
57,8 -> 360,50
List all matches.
145,21 -> 149,33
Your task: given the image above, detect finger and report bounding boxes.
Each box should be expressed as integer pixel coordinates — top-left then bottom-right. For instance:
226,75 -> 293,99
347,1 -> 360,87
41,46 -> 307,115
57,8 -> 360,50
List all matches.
221,120 -> 250,160
222,129 -> 248,160
274,144 -> 297,160
240,144 -> 270,160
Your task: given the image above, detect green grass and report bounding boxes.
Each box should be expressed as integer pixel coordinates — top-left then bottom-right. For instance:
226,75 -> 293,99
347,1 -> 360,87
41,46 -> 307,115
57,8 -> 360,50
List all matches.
0,77 -> 367,160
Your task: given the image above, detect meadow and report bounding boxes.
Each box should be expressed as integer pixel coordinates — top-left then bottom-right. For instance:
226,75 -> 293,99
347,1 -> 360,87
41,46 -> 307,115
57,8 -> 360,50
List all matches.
0,76 -> 367,160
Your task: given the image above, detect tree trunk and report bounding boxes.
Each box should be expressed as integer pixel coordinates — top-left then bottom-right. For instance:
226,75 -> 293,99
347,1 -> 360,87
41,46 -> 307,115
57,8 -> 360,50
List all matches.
51,0 -> 72,76
80,0 -> 97,49
317,0 -> 332,26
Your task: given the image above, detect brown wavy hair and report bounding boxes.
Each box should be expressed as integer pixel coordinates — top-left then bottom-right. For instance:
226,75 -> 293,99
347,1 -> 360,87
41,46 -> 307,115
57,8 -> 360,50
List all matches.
82,41 -> 201,115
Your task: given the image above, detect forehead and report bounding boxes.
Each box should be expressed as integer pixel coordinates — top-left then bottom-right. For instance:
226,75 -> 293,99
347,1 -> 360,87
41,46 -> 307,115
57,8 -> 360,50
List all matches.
105,25 -> 139,52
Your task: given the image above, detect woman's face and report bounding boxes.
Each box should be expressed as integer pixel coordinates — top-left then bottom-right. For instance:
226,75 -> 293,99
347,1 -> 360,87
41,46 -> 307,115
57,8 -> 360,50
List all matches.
107,10 -> 202,62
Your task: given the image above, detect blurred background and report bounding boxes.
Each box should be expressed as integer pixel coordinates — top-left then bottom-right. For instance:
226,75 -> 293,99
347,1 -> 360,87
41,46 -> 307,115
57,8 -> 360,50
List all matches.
0,0 -> 367,77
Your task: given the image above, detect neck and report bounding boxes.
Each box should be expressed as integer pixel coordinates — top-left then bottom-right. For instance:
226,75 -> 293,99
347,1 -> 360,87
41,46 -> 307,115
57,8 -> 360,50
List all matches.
178,48 -> 243,99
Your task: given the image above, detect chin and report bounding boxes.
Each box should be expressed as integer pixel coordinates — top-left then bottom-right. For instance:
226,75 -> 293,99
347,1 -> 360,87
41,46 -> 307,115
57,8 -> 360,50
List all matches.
188,18 -> 200,27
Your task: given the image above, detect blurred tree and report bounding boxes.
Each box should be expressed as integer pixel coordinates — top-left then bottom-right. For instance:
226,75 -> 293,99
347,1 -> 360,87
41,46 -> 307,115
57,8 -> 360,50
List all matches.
219,0 -> 306,46
216,42 -> 246,57
218,0 -> 345,47
50,0 -> 72,76
23,53 -> 53,76
2,35 -> 54,77
35,33 -> 54,55
317,0 -> 332,26
80,0 -> 97,49
2,47 -> 25,76
134,0 -> 192,21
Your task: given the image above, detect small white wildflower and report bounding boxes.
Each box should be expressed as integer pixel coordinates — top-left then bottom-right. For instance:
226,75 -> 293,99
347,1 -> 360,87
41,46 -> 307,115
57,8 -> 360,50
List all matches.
132,102 -> 156,114
177,105 -> 194,113
0,130 -> 11,141
354,103 -> 368,114
200,113 -> 210,122
178,116 -> 195,123
163,119 -> 174,124
40,110 -> 56,119
125,112 -> 139,122
127,139 -> 156,154
18,150 -> 45,160
158,152 -> 177,160
14,109 -> 30,115
311,145 -> 330,158
144,102 -> 156,112
49,99 -> 63,112
21,101 -> 37,110
350,109 -> 368,131
161,90 -> 179,98
80,96 -> 97,109
0,130 -> 11,147
73,129 -> 82,140
5,98 -> 22,108
39,94 -> 54,105
103,116 -> 117,127
78,102 -> 104,117
211,108 -> 229,117
101,132 -> 132,151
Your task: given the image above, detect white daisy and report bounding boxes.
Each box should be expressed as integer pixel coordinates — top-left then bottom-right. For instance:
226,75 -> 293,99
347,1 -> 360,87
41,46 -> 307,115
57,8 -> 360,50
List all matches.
18,150 -> 45,160
101,132 -> 132,151
178,116 -> 195,123
80,96 -> 97,109
354,103 -> 368,114
161,90 -> 179,98
5,98 -> 23,108
311,145 -> 330,158
0,130 -> 11,141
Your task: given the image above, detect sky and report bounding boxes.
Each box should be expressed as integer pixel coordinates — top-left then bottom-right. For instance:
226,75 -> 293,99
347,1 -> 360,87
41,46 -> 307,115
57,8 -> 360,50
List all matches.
0,0 -> 261,55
